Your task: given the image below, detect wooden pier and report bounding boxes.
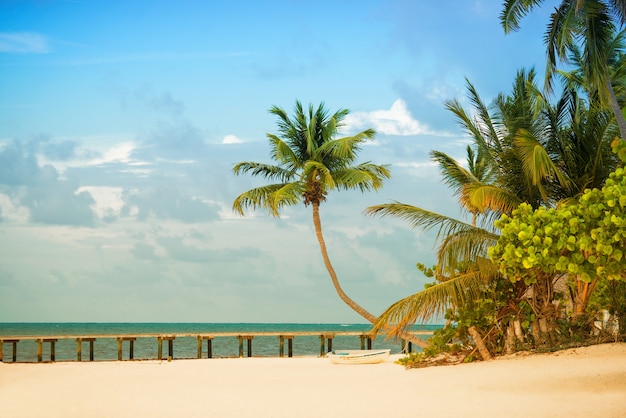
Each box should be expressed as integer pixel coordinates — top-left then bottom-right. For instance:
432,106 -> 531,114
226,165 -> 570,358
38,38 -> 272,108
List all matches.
0,331 -> 433,363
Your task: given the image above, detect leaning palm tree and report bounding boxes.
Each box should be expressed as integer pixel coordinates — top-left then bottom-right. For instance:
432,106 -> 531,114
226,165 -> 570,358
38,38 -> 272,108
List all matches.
233,101 -> 427,346
501,0 -> 626,138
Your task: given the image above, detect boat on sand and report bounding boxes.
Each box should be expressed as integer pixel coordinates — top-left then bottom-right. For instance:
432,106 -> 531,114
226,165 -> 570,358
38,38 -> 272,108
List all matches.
327,349 -> 390,365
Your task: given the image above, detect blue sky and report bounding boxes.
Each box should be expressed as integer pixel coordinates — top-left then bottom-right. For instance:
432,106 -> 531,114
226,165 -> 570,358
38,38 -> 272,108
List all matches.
1,1 -> 552,323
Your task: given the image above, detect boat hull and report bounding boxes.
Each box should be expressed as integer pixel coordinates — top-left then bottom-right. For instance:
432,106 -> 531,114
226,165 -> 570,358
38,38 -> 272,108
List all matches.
327,349 -> 390,365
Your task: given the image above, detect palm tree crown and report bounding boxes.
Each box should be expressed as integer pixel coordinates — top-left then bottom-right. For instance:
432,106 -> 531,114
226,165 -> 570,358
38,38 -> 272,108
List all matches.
233,101 -> 389,216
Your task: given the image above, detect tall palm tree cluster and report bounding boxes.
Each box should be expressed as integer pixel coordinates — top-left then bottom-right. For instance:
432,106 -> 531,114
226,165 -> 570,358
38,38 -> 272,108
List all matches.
368,69 -> 619,355
365,1 -> 626,358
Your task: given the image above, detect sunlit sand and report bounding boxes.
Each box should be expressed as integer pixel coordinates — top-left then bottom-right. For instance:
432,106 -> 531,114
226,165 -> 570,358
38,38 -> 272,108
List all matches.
1,343 -> 625,417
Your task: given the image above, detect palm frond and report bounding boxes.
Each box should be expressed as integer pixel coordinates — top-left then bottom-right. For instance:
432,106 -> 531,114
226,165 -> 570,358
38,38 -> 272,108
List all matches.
545,3 -> 575,93
318,129 -> 375,163
232,182 -> 303,217
335,163 -> 391,192
462,182 -> 523,216
364,202 -> 474,241
372,259 -> 498,336
232,161 -> 295,183
500,0 -> 545,33
582,1 -> 617,106
268,134 -> 301,170
430,149 -> 478,195
437,228 -> 500,277
514,128 -> 571,195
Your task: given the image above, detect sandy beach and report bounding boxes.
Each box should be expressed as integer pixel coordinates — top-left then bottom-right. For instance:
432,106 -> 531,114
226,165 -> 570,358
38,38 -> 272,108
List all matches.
1,342 -> 625,418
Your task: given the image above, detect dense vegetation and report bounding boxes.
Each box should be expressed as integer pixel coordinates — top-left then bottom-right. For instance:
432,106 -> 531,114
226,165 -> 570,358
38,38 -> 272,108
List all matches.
370,1 -> 626,366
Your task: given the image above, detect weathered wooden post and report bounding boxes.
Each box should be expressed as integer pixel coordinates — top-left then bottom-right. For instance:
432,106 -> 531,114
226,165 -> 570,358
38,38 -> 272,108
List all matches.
36,339 -> 57,362
237,336 -> 253,357
319,334 -> 334,356
278,335 -> 294,357
86,338 -> 96,361
196,336 -> 213,359
77,338 -> 96,361
0,339 -> 18,363
279,335 -> 294,357
156,336 -> 175,360
117,338 -> 123,361
76,338 -> 82,361
11,340 -> 17,362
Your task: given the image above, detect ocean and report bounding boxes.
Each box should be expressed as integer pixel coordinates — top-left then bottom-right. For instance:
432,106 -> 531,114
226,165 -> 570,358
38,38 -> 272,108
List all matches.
0,323 -> 438,362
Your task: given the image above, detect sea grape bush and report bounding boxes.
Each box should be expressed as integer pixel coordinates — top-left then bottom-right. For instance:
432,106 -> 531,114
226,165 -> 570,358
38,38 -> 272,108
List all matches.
489,139 -> 626,285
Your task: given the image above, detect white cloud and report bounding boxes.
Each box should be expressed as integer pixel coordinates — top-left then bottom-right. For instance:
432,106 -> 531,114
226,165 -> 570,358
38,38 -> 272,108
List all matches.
0,193 -> 30,223
76,186 -> 124,219
344,99 -> 432,136
87,142 -> 138,166
0,32 -> 49,53
222,134 -> 244,144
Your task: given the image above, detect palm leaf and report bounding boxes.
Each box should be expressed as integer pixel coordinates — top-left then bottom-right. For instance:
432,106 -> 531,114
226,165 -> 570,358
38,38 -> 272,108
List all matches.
500,0 -> 546,33
514,128 -> 572,197
364,202 -> 475,241
232,162 -> 295,183
437,228 -> 500,277
232,182 -> 303,217
268,134 -> 301,170
462,182 -> 523,216
333,164 -> 389,192
372,258 -> 498,336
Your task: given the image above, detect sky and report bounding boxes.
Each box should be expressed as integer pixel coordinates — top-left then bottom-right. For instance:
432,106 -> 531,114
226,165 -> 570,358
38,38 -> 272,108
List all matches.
0,0 -> 553,323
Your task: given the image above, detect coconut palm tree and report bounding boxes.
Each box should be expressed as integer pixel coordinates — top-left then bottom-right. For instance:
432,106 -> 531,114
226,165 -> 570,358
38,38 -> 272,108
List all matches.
233,101 -> 429,346
500,0 -> 626,138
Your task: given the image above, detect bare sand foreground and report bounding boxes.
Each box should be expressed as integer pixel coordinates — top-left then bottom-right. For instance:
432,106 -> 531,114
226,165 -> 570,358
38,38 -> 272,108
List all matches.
1,343 -> 625,418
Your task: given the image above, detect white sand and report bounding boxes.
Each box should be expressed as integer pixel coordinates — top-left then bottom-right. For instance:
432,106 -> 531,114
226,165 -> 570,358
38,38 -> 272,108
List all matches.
1,343 -> 625,418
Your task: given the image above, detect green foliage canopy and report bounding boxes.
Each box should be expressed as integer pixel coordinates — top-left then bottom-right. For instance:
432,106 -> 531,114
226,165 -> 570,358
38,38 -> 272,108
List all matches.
489,139 -> 626,285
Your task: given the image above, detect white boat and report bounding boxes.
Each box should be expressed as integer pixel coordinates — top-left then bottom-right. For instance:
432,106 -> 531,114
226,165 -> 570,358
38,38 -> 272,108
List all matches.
327,349 -> 390,365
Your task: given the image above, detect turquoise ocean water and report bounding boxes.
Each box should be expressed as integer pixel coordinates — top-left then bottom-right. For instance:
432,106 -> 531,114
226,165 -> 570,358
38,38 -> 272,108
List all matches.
0,323 -> 439,362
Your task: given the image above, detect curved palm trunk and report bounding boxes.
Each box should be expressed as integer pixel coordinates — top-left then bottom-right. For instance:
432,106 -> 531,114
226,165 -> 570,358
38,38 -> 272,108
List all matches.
311,202 -> 428,348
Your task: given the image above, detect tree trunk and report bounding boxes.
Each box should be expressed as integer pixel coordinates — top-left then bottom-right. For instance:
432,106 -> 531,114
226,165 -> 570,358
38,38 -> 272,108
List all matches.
573,277 -> 599,317
513,319 -> 524,343
607,79 -> 626,140
468,326 -> 492,360
505,323 -> 515,355
311,202 -> 428,348
531,319 -> 542,344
